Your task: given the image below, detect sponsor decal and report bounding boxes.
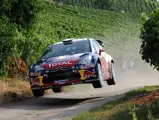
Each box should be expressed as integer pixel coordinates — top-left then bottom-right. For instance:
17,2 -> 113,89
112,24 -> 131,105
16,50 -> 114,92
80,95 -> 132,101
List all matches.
43,60 -> 78,69
101,58 -> 108,79
78,70 -> 96,80
49,61 -> 72,67
30,72 -> 40,77
54,79 -> 68,84
31,77 -> 40,86
80,63 -> 95,69
31,76 -> 43,87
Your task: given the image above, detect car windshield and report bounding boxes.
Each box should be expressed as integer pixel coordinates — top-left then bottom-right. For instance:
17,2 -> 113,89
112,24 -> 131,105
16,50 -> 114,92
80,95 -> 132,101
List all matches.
41,40 -> 91,59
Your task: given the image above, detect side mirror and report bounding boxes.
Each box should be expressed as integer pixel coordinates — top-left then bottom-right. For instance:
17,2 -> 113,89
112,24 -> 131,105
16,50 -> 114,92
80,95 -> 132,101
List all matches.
99,49 -> 105,55
101,43 -> 105,47
96,40 -> 105,47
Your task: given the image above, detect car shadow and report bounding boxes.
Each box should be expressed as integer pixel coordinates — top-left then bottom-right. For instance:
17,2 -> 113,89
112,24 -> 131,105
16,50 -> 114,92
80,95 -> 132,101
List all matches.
0,96 -> 101,111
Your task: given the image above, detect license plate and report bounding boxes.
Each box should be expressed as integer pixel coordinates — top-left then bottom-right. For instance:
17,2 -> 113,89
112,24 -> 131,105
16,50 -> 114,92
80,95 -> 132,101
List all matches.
54,79 -> 69,84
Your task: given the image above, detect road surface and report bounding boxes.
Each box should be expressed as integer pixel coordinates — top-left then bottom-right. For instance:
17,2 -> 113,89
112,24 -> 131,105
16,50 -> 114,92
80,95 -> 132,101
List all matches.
0,66 -> 158,120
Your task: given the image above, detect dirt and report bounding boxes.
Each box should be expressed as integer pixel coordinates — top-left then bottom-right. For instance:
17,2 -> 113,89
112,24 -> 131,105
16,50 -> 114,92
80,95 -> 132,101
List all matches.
0,89 -> 128,120
132,90 -> 159,106
0,62 -> 158,120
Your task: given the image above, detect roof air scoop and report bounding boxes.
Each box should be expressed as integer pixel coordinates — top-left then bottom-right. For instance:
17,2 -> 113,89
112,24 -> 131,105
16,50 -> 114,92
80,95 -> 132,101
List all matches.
62,38 -> 74,45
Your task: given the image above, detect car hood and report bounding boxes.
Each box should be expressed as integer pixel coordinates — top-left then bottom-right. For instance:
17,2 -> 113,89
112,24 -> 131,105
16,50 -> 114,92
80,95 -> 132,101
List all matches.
39,53 -> 91,70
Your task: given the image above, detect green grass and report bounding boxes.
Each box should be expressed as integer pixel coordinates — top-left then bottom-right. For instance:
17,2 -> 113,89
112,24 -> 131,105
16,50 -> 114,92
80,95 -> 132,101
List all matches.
0,0 -> 144,67
53,0 -> 159,15
125,86 -> 159,98
72,86 -> 159,120
33,1 -> 141,60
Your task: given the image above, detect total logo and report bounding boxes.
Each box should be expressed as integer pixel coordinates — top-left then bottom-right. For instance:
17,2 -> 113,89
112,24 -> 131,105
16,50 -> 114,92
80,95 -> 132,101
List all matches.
43,60 -> 78,70
49,61 -> 72,68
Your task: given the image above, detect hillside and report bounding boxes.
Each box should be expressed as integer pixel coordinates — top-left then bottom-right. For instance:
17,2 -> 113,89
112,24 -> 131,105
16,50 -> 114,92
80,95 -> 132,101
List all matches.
0,0 -> 153,74
34,1 -> 140,60
51,0 -> 159,15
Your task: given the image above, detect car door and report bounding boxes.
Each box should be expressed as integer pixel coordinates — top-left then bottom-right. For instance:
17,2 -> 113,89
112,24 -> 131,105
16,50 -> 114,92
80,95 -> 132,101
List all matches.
92,40 -> 109,80
95,40 -> 113,80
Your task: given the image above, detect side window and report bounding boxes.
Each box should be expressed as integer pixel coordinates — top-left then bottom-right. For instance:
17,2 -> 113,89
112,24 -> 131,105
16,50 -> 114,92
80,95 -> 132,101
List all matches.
92,41 -> 100,53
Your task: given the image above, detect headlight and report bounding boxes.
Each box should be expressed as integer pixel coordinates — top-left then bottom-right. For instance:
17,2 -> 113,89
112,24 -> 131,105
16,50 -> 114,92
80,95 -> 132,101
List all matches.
34,65 -> 44,72
79,56 -> 92,65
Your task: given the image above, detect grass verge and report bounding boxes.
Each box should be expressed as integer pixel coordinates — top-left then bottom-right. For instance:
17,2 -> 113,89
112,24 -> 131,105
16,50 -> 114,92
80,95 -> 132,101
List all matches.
0,78 -> 74,103
0,78 -> 32,103
72,86 -> 159,120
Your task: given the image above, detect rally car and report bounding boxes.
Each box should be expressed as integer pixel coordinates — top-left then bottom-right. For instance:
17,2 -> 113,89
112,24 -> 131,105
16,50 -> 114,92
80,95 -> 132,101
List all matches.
29,38 -> 116,97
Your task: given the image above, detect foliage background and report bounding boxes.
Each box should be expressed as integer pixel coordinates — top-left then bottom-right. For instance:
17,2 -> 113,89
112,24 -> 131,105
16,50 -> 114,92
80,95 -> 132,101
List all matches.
0,0 -> 159,76
140,9 -> 159,69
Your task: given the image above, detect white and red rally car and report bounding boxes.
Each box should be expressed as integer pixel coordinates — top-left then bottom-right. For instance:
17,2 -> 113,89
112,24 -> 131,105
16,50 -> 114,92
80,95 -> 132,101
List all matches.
29,38 -> 116,97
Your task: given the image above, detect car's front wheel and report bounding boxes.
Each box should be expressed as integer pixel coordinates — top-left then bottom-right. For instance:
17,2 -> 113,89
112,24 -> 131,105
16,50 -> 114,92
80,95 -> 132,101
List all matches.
52,87 -> 63,93
107,63 -> 116,85
31,88 -> 44,97
92,63 -> 104,88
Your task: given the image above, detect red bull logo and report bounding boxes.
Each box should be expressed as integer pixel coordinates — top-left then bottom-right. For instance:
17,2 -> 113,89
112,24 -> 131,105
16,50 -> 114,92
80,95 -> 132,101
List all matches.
84,70 -> 95,78
31,76 -> 43,86
79,70 -> 96,80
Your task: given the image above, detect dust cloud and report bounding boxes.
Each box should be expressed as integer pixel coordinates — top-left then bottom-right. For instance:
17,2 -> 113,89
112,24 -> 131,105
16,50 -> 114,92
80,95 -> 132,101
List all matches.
65,36 -> 159,95
66,60 -> 159,95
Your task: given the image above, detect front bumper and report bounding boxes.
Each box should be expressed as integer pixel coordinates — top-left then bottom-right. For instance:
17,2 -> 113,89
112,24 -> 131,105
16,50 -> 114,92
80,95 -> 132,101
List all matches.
30,67 -> 98,88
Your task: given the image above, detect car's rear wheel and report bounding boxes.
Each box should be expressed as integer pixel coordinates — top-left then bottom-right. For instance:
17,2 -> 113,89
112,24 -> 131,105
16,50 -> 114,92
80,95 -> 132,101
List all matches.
92,63 -> 104,88
52,87 -> 63,93
107,63 -> 116,85
31,88 -> 44,97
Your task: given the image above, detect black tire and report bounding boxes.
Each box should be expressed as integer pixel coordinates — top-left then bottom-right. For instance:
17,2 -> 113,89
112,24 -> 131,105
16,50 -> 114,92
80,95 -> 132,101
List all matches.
52,87 -> 63,93
32,89 -> 44,97
92,63 -> 104,88
30,79 -> 44,97
107,63 -> 116,85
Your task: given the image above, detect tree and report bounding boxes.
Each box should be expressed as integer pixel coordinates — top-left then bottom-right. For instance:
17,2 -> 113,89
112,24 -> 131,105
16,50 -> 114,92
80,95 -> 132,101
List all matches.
0,0 -> 42,76
0,0 -> 41,28
140,9 -> 159,69
0,17 -> 22,75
